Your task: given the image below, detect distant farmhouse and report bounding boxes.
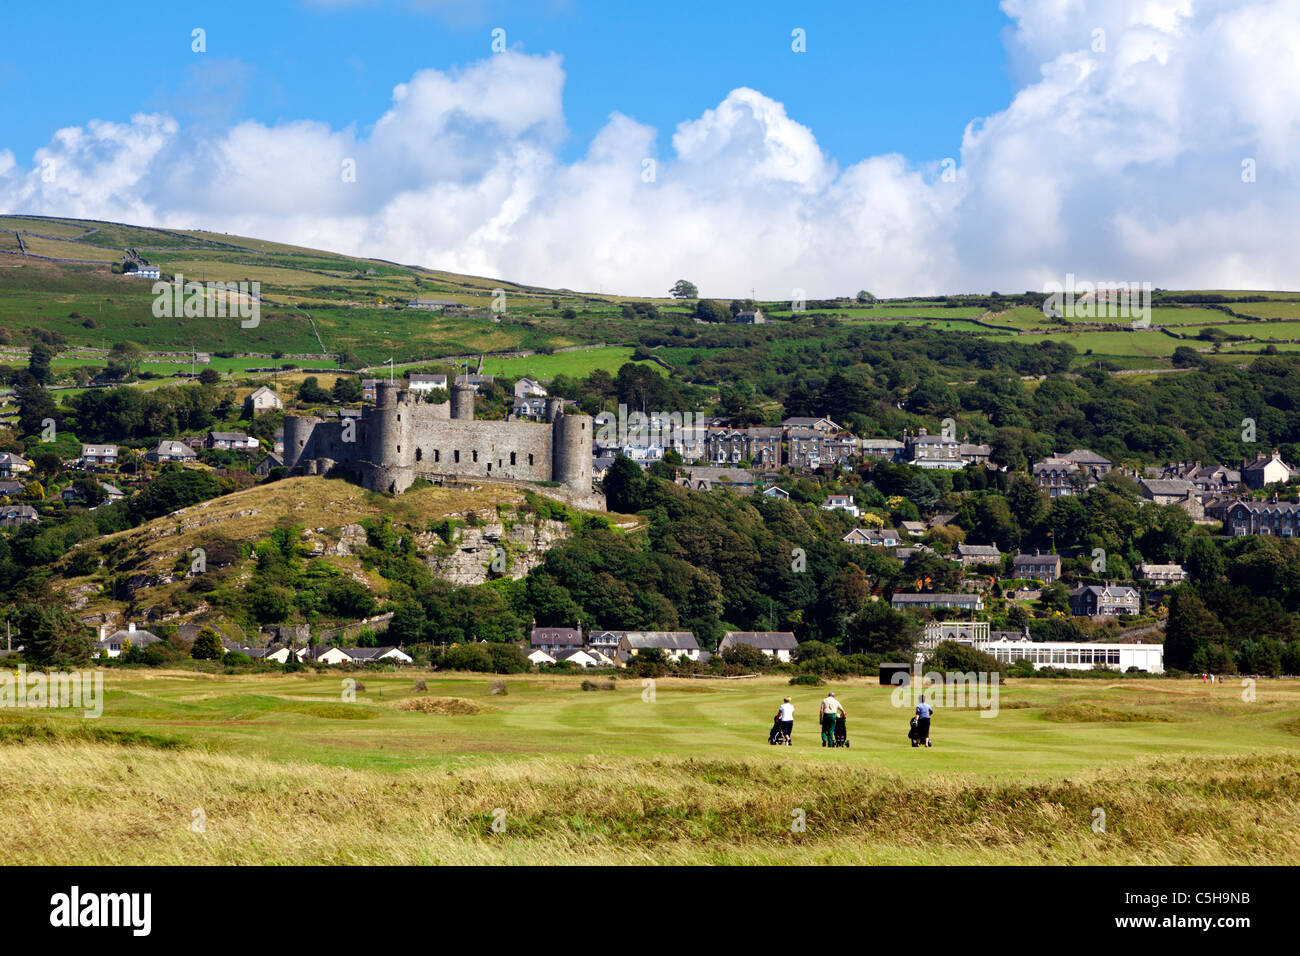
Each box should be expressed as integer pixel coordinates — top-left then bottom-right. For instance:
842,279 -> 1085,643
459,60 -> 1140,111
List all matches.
244,386 -> 283,416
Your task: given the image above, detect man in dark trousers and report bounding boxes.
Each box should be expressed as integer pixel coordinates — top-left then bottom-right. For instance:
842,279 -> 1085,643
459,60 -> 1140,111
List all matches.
915,694 -> 933,748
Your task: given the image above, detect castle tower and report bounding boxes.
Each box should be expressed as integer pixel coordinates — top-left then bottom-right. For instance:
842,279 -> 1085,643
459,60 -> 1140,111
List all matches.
553,411 -> 593,492
282,415 -> 322,472
451,382 -> 475,421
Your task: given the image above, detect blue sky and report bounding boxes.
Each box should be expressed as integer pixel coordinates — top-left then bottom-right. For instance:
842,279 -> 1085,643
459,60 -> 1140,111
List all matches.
1,0 -> 1013,172
1,0 -> 1295,297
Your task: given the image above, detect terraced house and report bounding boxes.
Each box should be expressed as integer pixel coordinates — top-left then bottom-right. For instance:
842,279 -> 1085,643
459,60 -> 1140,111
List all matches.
1226,499 -> 1300,536
705,427 -> 780,466
905,430 -> 962,470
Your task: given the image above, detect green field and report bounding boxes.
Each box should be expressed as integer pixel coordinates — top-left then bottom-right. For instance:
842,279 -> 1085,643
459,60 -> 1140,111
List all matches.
1,669 -> 1296,864
479,346 -> 651,379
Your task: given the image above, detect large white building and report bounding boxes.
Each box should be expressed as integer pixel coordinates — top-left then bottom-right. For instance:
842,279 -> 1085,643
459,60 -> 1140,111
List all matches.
923,620 -> 1164,672
983,640 -> 1164,673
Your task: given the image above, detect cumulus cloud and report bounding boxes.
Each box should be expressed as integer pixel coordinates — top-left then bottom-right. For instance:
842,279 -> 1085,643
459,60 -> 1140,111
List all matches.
2,0 -> 1298,296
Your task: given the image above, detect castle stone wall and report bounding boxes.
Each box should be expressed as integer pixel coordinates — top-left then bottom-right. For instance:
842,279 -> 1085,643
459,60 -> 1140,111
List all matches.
284,389 -> 597,501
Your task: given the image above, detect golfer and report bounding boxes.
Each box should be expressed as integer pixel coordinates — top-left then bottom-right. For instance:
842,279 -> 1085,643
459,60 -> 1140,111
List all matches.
769,697 -> 790,749
820,691 -> 844,748
915,694 -> 933,748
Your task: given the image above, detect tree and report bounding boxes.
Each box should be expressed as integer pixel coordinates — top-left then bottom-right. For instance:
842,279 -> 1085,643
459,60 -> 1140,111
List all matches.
332,376 -> 362,403
107,341 -> 145,380
694,299 -> 731,323
190,627 -> 224,660
28,343 -> 57,384
1185,536 -> 1225,585
15,604 -> 94,667
721,641 -> 768,670
603,455 -> 647,513
1039,581 -> 1071,614
669,279 -> 698,299
197,368 -> 221,385
1165,587 -> 1223,671
297,377 -> 332,404
16,381 -> 59,438
844,601 -> 918,655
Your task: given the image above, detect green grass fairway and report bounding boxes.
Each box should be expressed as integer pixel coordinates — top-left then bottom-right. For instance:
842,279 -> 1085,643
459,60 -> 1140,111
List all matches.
1,670 -> 1297,864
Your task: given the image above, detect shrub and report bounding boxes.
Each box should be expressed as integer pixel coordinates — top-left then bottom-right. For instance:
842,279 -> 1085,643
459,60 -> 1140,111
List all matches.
789,674 -> 826,686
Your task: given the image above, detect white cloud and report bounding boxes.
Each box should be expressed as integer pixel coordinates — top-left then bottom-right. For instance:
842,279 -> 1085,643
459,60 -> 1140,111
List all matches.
2,1 -> 1299,297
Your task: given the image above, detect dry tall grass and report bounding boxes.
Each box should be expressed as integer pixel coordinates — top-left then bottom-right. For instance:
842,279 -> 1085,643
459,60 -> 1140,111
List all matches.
2,742 -> 1296,864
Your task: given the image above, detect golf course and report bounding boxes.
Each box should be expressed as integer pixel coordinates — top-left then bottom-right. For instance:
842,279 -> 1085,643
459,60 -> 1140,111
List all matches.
2,670 -> 1298,865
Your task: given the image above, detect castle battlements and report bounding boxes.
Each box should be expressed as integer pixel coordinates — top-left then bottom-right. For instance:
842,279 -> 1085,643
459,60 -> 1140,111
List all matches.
283,382 -> 598,503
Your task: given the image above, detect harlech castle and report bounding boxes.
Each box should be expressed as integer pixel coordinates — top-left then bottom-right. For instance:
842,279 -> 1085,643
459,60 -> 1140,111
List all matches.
282,381 -> 600,507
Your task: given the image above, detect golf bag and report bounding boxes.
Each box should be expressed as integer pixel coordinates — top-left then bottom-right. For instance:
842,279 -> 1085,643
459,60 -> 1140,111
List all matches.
769,716 -> 790,746
908,716 -> 920,748
834,713 -> 849,748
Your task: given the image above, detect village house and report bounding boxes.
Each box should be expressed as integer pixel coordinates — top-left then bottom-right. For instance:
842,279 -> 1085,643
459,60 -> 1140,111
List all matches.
1070,584 -> 1141,617
79,444 -> 118,468
556,648 -> 604,669
1139,478 -> 1205,518
761,485 -> 790,500
1013,551 -> 1062,582
96,622 -> 161,658
256,453 -> 284,476
615,631 -> 701,664
345,646 -> 414,664
454,373 -> 495,391
718,631 -> 798,663
514,377 -> 548,399
959,442 -> 993,467
1032,457 -> 1083,497
0,453 -> 31,478
513,396 -> 549,421
955,542 -> 1003,566
735,308 -> 765,324
406,298 -> 459,310
1062,449 -> 1112,482
822,494 -> 860,517
206,431 -> 260,452
705,427 -> 780,467
781,416 -> 839,433
0,504 -> 39,527
61,482 -> 124,505
843,527 -> 900,547
1137,563 -> 1188,585
588,630 -> 625,657
1151,461 -> 1241,495
147,440 -> 199,463
243,386 -> 283,416
1242,450 -> 1296,489
530,626 -> 584,656
859,438 -> 905,461
678,467 -> 757,495
905,430 -> 963,470
406,373 -> 448,393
